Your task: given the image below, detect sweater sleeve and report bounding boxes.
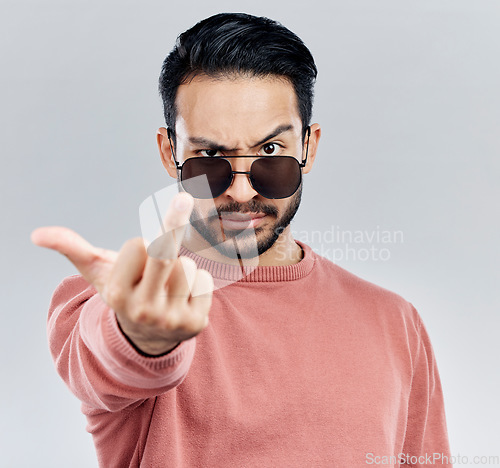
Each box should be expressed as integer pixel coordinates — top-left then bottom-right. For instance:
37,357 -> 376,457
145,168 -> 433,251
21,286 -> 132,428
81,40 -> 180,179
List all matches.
401,307 -> 452,467
47,275 -> 196,412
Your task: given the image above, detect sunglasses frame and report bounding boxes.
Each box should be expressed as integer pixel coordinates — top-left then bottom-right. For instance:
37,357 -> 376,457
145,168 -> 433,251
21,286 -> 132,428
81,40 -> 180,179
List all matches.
167,126 -> 311,199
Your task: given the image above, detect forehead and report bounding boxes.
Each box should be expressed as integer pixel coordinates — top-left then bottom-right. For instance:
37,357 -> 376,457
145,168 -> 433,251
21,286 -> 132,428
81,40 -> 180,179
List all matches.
175,74 -> 301,140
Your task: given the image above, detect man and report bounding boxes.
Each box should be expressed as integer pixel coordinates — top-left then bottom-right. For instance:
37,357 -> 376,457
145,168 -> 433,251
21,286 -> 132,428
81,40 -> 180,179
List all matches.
32,13 -> 452,467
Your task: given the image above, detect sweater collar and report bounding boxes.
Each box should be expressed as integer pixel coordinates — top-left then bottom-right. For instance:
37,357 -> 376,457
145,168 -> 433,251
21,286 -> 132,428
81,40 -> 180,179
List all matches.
179,240 -> 315,283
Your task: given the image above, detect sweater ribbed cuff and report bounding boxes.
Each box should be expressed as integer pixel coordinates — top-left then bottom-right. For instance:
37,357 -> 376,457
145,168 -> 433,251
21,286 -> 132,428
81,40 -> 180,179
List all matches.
80,294 -> 196,389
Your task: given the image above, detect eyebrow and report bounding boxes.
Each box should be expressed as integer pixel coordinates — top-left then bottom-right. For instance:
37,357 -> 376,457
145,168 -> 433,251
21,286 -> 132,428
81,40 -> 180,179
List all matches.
187,124 -> 294,152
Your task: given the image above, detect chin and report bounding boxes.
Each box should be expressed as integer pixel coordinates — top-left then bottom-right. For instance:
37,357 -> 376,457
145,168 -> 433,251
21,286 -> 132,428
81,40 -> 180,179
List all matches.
189,182 -> 303,260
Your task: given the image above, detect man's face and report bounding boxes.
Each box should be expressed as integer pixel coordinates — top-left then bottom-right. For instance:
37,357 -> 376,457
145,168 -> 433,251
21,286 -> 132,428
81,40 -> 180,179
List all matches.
161,74 -> 315,259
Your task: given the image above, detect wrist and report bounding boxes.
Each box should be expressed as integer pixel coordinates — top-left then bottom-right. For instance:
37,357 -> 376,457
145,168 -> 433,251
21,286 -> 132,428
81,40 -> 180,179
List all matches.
115,314 -> 180,357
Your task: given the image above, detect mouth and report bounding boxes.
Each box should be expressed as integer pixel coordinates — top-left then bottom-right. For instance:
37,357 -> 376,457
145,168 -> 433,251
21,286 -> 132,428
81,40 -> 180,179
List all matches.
218,212 -> 268,230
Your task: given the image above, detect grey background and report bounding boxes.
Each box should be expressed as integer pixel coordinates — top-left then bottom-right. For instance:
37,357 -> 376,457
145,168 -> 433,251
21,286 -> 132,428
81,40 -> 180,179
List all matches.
1,0 -> 499,466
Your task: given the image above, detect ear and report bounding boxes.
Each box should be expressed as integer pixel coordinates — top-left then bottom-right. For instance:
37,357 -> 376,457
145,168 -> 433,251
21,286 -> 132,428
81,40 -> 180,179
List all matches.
157,127 -> 178,179
302,123 -> 321,175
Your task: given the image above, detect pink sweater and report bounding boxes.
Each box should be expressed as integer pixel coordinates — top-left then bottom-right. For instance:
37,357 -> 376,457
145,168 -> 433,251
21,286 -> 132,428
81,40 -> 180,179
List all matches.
48,242 -> 451,467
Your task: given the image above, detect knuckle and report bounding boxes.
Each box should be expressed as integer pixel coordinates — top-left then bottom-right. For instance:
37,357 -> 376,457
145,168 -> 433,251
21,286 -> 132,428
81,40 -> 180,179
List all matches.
169,303 -> 194,329
175,257 -> 196,281
191,269 -> 214,298
123,237 -> 145,253
181,309 -> 206,333
162,313 -> 180,330
132,306 -> 153,324
105,284 -> 125,309
198,314 -> 209,331
147,233 -> 176,260
88,248 -> 103,264
159,258 -> 175,269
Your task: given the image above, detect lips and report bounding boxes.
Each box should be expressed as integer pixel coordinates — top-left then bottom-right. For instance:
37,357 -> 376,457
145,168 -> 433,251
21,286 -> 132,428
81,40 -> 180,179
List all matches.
219,212 -> 267,230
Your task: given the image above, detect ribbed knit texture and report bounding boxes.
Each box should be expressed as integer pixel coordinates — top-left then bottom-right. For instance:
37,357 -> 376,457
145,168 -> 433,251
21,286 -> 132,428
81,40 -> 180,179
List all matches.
47,242 -> 452,467
179,241 -> 314,283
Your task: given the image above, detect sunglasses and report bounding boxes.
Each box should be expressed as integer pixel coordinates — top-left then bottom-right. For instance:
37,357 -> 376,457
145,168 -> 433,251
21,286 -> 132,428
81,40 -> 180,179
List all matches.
167,127 -> 311,199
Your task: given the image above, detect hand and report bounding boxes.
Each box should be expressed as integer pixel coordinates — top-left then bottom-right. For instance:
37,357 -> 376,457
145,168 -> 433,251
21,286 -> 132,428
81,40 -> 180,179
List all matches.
31,192 -> 214,355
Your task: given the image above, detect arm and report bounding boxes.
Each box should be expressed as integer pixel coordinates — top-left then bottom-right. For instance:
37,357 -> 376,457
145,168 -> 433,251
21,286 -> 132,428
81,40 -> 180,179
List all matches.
48,275 -> 196,412
402,309 -> 452,467
34,193 -> 213,411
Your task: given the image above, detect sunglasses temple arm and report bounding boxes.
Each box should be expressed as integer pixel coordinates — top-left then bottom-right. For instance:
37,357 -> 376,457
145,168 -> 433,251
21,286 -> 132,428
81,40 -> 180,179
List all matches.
167,128 -> 182,170
301,126 -> 311,167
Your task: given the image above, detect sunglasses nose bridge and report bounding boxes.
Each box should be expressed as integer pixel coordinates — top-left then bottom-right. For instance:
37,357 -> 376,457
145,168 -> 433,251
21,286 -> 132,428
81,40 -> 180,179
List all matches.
228,155 -> 254,173
224,168 -> 259,201
221,156 -> 257,197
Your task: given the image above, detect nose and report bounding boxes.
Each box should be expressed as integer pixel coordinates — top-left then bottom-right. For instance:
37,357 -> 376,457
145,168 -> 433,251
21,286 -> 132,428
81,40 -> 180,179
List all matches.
222,158 -> 259,203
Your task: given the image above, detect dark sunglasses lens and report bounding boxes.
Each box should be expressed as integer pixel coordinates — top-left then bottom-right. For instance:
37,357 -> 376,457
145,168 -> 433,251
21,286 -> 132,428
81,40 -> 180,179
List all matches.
181,158 -> 232,198
251,157 -> 301,199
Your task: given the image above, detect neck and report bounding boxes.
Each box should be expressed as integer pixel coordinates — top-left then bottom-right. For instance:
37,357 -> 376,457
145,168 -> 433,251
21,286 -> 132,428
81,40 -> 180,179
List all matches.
182,225 -> 303,267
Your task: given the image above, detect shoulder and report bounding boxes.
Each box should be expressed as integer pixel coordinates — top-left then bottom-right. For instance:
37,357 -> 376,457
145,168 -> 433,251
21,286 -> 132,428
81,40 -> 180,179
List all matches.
302,241 -> 421,325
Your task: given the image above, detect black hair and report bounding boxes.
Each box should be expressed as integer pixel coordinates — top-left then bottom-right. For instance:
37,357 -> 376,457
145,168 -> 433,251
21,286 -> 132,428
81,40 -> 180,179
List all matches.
158,13 -> 317,139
